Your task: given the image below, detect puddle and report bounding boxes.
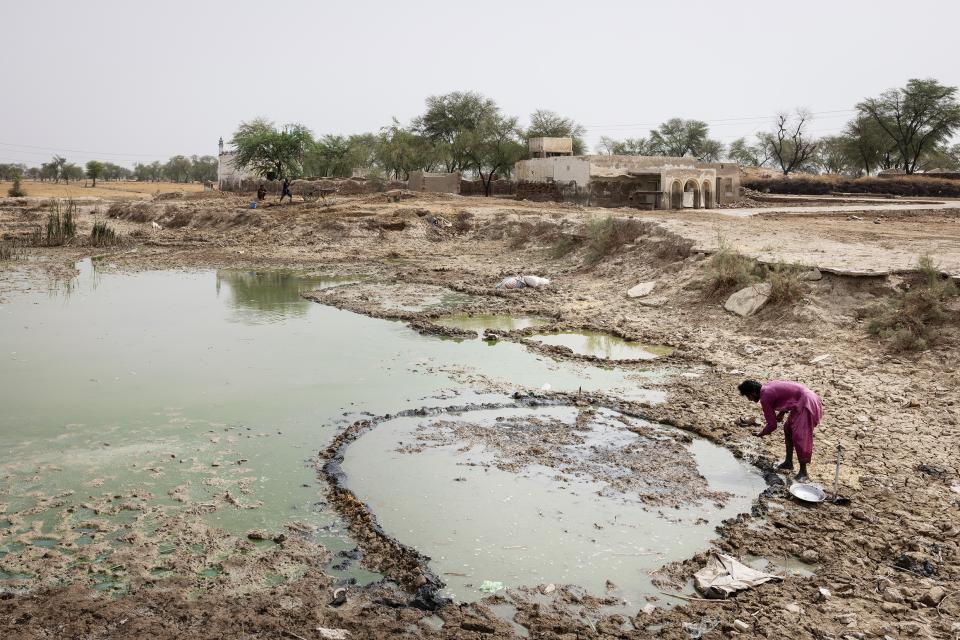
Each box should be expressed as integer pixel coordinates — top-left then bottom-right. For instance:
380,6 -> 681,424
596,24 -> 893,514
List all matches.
530,331 -> 673,360
342,406 -> 766,609
743,555 -> 818,577
0,260 -> 666,591
434,314 -> 550,333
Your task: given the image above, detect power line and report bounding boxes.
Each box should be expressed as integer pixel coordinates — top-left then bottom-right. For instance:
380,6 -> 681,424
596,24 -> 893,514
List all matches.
583,109 -> 858,131
0,140 -> 185,159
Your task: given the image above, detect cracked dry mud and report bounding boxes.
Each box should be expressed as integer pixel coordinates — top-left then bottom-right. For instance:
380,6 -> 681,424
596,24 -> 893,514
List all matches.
1,189 -> 958,639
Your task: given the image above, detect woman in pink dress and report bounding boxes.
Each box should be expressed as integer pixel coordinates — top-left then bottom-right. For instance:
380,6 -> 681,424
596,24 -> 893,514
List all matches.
738,379 -> 823,482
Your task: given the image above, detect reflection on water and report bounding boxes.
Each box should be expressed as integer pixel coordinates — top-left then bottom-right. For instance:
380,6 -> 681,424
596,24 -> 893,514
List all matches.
434,314 -> 550,333
216,270 -> 357,323
531,331 -> 674,361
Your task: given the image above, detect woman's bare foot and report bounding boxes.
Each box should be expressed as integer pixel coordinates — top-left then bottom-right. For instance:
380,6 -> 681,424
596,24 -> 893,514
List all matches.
777,460 -> 794,471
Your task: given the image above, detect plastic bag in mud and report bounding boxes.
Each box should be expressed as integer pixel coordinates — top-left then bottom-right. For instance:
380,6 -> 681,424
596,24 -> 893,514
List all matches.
693,552 -> 782,598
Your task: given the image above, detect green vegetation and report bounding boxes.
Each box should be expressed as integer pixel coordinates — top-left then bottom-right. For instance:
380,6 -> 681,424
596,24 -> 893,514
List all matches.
598,118 -> 723,161
229,119 -> 313,180
90,221 -> 120,246
7,175 -> 25,197
44,200 -> 77,246
866,256 -> 958,351
85,160 -> 105,187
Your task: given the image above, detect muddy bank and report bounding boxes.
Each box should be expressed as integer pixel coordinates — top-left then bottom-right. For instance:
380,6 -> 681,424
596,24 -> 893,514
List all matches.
2,190 -> 959,639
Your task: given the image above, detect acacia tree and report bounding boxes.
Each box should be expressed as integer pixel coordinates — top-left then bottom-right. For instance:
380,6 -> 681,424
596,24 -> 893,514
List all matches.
764,111 -> 818,175
649,118 -> 725,160
85,160 -> 104,186
595,136 -> 655,155
813,136 -> 853,175
841,115 -> 894,176
856,79 -> 960,174
62,163 -> 84,183
413,91 -> 497,173
727,135 -> 773,167
375,122 -> 440,179
230,119 -> 313,179
525,109 -> 587,155
462,112 -> 526,196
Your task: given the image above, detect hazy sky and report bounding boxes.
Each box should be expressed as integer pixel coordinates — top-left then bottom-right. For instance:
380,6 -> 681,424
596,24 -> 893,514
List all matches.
3,0 -> 959,168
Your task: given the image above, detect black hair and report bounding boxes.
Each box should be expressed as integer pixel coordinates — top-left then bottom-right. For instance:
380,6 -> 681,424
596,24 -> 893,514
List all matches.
738,380 -> 762,397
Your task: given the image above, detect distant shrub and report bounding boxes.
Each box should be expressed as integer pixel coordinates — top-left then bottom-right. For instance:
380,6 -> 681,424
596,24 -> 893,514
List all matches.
452,210 -> 473,234
550,234 -> 580,259
7,176 -> 25,197
744,175 -> 960,198
0,240 -> 24,261
866,255 -> 957,351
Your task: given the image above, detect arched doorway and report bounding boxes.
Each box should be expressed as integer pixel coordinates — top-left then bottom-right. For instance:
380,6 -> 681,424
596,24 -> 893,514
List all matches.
701,180 -> 713,208
670,181 -> 683,209
682,179 -> 700,209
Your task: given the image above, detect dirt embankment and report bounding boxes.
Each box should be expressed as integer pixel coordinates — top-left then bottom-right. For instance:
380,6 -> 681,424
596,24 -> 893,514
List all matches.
1,191 -> 959,639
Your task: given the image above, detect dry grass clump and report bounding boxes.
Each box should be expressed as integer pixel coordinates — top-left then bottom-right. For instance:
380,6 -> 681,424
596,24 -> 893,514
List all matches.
583,216 -> 645,265
865,255 -> 957,351
767,262 -> 805,305
701,241 -> 762,298
451,210 -> 473,234
507,219 -> 562,249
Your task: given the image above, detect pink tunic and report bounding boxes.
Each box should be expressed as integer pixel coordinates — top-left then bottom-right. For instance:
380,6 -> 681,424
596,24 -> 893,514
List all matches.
758,381 -> 822,464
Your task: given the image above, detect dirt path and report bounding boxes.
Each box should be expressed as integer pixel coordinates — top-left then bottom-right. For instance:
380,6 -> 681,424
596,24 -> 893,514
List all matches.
1,190 -> 958,639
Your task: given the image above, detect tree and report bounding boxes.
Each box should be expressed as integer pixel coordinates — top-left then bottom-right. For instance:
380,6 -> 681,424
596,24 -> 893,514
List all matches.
765,111 -> 818,175
374,122 -> 441,180
727,136 -> 772,167
857,79 -> 960,174
62,163 -> 84,183
841,115 -> 894,176
462,112 -> 526,196
189,155 -> 218,183
813,136 -> 853,175
648,118 -> 725,160
525,109 -> 587,155
230,118 -> 313,179
0,163 -> 27,180
50,155 -> 67,183
413,91 -> 498,172
595,136 -> 655,155
164,155 -> 192,183
85,160 -> 105,187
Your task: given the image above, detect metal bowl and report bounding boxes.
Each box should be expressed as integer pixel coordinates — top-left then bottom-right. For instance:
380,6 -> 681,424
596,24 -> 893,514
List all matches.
789,483 -> 826,503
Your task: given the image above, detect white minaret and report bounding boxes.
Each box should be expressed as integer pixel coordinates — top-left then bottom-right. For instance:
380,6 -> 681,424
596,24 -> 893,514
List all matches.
218,136 -> 224,156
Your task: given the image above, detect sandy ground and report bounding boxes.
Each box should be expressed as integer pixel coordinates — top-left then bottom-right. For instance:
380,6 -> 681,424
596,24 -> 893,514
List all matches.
0,180 -> 205,200
1,189 -> 959,639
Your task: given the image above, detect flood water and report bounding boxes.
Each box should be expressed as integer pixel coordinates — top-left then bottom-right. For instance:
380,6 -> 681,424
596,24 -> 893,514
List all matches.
433,314 -> 550,333
0,261 -> 681,594
343,406 -> 765,609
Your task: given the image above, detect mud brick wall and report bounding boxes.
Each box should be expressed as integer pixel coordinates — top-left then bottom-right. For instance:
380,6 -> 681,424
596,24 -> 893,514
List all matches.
516,180 -> 560,202
460,179 -> 516,197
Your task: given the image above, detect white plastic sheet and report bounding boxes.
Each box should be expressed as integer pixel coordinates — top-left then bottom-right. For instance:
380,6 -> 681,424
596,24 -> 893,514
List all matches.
693,553 -> 782,599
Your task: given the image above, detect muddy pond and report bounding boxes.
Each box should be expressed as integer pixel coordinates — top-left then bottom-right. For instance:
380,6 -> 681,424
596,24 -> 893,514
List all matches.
0,260 -> 763,608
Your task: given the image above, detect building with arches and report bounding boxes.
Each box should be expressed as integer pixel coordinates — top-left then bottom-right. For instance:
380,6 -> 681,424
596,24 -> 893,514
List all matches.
515,152 -> 740,210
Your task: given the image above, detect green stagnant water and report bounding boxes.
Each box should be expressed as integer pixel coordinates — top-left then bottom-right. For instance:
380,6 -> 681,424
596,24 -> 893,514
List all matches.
343,406 -> 765,610
530,331 -> 674,360
0,260 -> 688,596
